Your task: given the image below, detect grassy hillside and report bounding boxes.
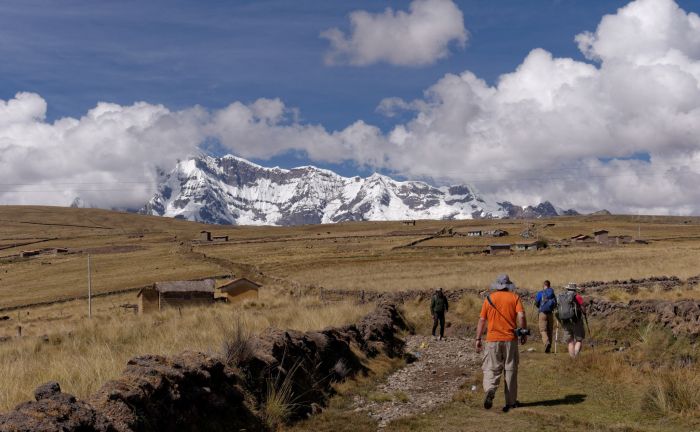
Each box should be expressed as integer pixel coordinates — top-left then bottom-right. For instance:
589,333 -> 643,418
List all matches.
1,206 -> 699,430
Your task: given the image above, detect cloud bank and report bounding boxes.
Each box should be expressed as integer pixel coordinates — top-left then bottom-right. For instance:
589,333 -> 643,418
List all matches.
0,93 -> 385,208
3,0 -> 700,216
320,0 -> 467,66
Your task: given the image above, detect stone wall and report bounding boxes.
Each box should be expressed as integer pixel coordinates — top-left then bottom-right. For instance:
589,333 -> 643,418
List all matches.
0,303 -> 410,432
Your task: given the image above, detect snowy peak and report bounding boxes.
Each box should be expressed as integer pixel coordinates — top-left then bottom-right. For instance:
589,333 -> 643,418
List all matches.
141,155 -> 577,225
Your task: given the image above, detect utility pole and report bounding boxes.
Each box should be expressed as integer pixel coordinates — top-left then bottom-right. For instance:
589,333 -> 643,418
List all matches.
87,254 -> 92,318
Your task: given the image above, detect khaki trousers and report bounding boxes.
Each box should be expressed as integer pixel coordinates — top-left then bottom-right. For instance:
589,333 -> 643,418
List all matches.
482,340 -> 519,406
538,312 -> 554,346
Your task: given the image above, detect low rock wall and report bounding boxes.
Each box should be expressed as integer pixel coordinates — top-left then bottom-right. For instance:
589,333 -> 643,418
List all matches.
0,303 -> 410,432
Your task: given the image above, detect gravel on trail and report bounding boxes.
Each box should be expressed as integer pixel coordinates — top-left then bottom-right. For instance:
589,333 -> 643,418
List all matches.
353,334 -> 480,428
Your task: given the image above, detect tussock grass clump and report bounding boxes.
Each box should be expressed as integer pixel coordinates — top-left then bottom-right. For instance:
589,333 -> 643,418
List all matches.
220,318 -> 254,367
642,369 -> 700,417
263,361 -> 301,429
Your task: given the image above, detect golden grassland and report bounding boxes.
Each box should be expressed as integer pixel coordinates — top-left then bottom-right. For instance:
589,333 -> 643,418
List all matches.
1,206 -> 700,430
2,206 -> 700,307
0,290 -> 373,411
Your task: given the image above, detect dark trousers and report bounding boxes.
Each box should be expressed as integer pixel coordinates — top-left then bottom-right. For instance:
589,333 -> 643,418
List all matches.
432,311 -> 445,337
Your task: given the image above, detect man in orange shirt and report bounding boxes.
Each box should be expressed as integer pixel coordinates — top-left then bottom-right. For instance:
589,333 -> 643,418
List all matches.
475,274 -> 528,412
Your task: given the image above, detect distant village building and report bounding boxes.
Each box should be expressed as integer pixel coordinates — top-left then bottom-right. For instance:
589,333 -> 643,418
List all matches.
467,230 -> 482,237
613,235 -> 633,245
514,242 -> 540,251
212,235 -> 229,242
593,230 -> 609,244
402,220 -> 416,226
20,250 -> 40,258
217,278 -> 262,303
571,234 -> 592,242
137,279 -> 215,314
488,244 -> 512,254
487,229 -> 508,237
200,231 -> 212,242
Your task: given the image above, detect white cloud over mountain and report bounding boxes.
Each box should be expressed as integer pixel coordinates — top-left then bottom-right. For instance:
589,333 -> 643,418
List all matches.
320,0 -> 467,66
2,0 -> 700,215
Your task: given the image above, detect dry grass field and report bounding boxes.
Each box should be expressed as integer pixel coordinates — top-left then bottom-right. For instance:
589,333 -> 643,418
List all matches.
1,206 -> 700,430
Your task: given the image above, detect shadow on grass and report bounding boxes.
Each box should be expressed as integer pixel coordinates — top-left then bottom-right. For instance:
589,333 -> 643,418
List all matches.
519,393 -> 587,407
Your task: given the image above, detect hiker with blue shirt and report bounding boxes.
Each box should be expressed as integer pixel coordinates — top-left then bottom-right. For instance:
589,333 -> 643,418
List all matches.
534,280 -> 557,353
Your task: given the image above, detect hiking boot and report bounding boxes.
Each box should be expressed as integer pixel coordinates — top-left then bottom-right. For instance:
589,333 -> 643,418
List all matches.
483,389 -> 495,409
544,343 -> 551,353
439,336 -> 444,341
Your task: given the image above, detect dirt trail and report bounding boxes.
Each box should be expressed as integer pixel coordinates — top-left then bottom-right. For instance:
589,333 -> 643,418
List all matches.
354,335 -> 480,428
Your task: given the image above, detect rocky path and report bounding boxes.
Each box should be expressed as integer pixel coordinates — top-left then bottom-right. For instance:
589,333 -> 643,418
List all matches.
353,335 -> 480,428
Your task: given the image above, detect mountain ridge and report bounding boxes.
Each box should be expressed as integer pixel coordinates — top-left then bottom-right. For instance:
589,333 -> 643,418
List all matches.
140,155 -> 578,225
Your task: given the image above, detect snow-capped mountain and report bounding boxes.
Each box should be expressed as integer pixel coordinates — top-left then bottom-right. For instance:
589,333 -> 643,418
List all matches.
141,155 -> 577,225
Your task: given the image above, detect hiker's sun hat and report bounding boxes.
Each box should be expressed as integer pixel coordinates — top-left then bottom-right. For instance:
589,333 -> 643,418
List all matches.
565,282 -> 578,291
490,274 -> 516,291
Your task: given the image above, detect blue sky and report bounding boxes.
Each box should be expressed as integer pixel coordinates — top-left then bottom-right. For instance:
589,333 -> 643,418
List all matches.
0,0 -> 669,130
3,0 -> 700,214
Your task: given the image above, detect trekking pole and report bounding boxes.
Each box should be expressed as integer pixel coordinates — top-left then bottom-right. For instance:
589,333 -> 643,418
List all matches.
583,314 -> 594,354
554,322 -> 558,354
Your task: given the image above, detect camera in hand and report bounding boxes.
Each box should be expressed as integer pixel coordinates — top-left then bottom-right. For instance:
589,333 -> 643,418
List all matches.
514,328 -> 530,337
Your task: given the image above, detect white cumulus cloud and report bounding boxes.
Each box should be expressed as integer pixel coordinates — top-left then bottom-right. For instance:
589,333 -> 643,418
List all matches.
321,0 -> 468,66
0,94 -> 386,208
371,0 -> 700,214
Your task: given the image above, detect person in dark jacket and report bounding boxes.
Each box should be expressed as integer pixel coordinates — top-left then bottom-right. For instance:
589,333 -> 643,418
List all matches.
431,288 -> 449,340
534,280 -> 557,353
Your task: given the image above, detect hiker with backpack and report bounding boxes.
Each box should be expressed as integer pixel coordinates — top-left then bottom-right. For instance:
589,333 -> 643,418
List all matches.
534,280 -> 557,353
555,283 -> 586,358
475,274 -> 529,413
430,287 -> 449,341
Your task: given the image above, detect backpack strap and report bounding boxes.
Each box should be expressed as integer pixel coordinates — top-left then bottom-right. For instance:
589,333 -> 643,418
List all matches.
486,293 -> 518,330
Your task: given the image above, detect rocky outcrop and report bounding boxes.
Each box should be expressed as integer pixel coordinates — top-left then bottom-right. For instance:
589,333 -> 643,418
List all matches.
89,352 -> 262,432
0,303 -> 410,432
0,382 -> 115,432
240,303 -> 410,420
629,299 -> 700,339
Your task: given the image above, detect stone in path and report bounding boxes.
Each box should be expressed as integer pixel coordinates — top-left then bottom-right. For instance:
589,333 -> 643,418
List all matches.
353,335 -> 480,428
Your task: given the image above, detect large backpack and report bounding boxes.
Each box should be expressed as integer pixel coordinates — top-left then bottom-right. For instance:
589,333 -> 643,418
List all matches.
556,291 -> 580,323
538,288 -> 557,313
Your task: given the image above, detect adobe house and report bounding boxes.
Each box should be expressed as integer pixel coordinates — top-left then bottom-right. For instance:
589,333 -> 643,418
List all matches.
514,242 -> 539,251
488,244 -> 512,255
199,231 -> 212,242
571,234 -> 592,242
467,230 -> 482,237
212,235 -> 229,242
137,279 -> 215,314
217,278 -> 262,303
593,230 -> 609,244
489,229 -> 508,237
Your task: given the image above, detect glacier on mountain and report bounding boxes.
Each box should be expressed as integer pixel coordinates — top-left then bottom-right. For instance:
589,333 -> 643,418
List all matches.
141,155 -> 575,225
